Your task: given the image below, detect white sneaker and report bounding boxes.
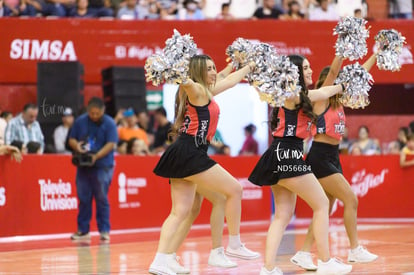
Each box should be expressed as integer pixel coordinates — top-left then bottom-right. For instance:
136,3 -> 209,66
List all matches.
167,253 -> 190,274
348,245 -> 378,263
260,266 -> 283,275
290,251 -> 317,271
208,247 -> 238,268
225,244 -> 260,260
149,263 -> 177,275
316,258 -> 352,275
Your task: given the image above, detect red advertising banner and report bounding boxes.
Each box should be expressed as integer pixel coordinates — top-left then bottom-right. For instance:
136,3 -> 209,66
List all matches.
0,19 -> 413,85
0,155 -> 271,237
295,155 -> 414,218
1,154 -> 413,238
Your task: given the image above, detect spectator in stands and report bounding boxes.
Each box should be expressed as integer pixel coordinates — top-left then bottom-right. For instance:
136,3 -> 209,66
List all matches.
156,0 -> 177,18
137,110 -> 153,145
126,137 -> 150,155
88,0 -> 113,17
389,0 -> 412,19
200,0 -> 227,19
54,107 -> 74,154
230,0 -> 257,19
216,144 -> 231,155
151,107 -> 172,154
354,8 -> 362,18
0,111 -> 13,123
0,144 -> 23,162
10,140 -> 27,154
251,0 -> 282,19
349,143 -> 362,155
216,2 -> 234,20
400,134 -> 414,167
145,0 -> 160,19
387,141 -> 401,155
208,129 -> 226,155
40,0 -> 72,17
18,0 -> 41,16
396,126 -> 408,150
117,108 -> 149,146
116,0 -> 148,19
308,0 -> 339,21
0,111 -> 12,145
177,0 -> 204,20
280,0 -> 304,20
116,139 -> 128,155
68,0 -> 94,17
408,120 -> 414,136
114,108 -> 127,127
353,125 -> 381,155
0,0 -> 15,16
27,141 -> 42,154
68,97 -> 118,242
4,103 -> 44,153
239,123 -> 258,155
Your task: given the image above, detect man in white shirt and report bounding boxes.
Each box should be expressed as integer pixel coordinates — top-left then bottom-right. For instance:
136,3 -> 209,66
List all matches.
309,0 -> 339,21
53,107 -> 74,154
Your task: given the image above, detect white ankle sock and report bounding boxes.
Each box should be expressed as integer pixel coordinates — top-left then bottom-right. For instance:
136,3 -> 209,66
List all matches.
228,234 -> 242,249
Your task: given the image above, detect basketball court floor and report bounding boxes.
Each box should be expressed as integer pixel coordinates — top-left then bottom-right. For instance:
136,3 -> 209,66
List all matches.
0,218 -> 413,274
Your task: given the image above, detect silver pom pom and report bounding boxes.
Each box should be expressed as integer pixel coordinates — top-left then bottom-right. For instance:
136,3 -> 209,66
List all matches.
334,16 -> 369,61
375,29 -> 406,72
227,38 -> 300,107
225,38 -> 255,69
335,63 -> 374,109
144,53 -> 168,86
144,29 -> 198,86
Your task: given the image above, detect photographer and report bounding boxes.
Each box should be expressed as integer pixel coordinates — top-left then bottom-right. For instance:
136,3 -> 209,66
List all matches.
68,97 -> 118,242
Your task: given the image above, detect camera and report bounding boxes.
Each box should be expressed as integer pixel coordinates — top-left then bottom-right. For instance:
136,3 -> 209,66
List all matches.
71,153 -> 94,167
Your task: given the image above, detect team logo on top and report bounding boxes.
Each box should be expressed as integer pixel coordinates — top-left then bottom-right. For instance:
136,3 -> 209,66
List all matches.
286,125 -> 296,136
334,112 -> 346,135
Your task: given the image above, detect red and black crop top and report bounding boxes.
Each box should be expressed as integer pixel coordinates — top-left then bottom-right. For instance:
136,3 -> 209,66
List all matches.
180,98 -> 220,143
312,105 -> 346,140
272,107 -> 312,139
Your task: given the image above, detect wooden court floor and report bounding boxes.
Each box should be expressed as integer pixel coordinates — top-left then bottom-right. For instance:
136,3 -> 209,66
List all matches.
0,218 -> 413,274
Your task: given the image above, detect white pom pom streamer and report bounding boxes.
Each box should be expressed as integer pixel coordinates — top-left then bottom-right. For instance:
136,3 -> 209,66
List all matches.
335,63 -> 374,109
334,16 -> 369,61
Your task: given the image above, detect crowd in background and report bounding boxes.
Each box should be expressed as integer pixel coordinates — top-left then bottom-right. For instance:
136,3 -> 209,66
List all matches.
0,0 -> 413,20
1,103 -> 414,167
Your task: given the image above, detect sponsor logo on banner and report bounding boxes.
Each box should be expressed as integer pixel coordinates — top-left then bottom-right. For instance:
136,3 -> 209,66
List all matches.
0,187 -> 5,207
238,178 -> 262,200
114,45 -> 204,60
267,41 -> 313,56
115,45 -> 163,60
118,173 -> 147,208
10,39 -> 77,61
39,179 -> 78,211
331,168 -> 389,214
